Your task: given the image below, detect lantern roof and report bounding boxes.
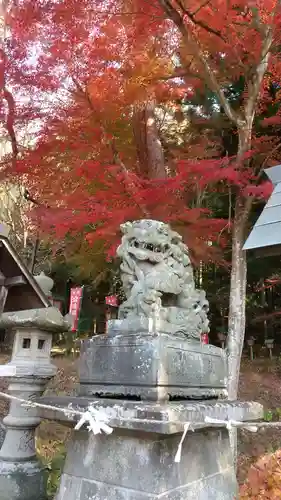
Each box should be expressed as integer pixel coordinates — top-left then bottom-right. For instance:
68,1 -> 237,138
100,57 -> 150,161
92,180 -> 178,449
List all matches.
0,233 -> 50,313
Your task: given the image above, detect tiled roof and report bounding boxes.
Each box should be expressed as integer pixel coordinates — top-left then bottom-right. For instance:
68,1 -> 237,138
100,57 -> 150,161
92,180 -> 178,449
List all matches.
243,165 -> 281,251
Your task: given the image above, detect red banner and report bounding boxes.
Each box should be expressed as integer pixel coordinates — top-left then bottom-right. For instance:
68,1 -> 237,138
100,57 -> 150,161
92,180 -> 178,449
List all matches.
69,286 -> 83,331
105,295 -> 118,307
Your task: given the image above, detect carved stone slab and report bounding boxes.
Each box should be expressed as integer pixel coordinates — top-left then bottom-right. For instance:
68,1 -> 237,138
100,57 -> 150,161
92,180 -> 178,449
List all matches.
79,333 -> 227,401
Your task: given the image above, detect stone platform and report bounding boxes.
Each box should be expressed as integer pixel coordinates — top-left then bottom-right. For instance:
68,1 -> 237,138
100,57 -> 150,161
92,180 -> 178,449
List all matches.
38,396 -> 263,500
79,333 -> 227,401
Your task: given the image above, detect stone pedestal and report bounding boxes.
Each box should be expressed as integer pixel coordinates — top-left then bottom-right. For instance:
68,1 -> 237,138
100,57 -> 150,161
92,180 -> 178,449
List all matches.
0,308 -> 69,500
79,333 -> 228,401
35,218 -> 265,498
37,396 -> 263,500
35,322 -> 263,500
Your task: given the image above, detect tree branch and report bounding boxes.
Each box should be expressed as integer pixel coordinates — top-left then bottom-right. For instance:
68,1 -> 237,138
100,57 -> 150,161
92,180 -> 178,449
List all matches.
244,29 -> 273,122
193,0 -> 211,16
72,80 -> 150,217
157,0 -> 240,126
261,141 -> 281,170
3,87 -> 18,157
0,0 -> 18,160
174,0 -> 225,41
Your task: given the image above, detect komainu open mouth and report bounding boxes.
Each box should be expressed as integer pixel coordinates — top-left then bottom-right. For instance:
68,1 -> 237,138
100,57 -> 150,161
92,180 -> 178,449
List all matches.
130,238 -> 170,254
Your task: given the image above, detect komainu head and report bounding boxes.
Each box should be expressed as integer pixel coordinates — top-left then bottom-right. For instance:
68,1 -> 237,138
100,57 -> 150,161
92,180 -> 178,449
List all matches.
117,219 -> 185,264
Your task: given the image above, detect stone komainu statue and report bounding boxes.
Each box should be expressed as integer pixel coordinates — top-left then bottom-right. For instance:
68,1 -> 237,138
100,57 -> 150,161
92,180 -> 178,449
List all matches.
116,219 -> 209,340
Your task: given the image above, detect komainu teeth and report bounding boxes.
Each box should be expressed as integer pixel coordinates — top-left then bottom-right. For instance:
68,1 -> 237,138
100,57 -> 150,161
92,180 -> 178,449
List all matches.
132,239 -> 168,254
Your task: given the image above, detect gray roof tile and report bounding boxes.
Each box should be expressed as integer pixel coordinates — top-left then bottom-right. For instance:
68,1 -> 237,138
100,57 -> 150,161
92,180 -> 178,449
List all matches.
243,165 -> 281,251
243,221 -> 281,250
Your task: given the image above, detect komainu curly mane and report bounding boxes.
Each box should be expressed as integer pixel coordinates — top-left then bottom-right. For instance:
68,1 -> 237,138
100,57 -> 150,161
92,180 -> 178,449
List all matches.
116,219 -> 209,340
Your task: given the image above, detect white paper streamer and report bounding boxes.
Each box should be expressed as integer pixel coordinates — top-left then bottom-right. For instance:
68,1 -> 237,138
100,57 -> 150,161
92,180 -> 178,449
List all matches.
244,425 -> 258,433
204,416 -> 258,433
0,365 -> 16,376
205,416 -> 241,430
74,407 -> 113,435
205,416 -> 238,430
174,423 -> 191,463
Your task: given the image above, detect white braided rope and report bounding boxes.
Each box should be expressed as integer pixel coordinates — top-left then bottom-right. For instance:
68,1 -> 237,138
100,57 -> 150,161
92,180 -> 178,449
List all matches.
0,390 -> 276,462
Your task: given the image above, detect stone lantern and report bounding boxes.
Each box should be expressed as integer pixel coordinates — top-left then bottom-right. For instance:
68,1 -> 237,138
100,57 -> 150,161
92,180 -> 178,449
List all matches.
0,234 -> 70,500
247,336 -> 255,361
264,338 -> 274,359
34,271 -> 54,298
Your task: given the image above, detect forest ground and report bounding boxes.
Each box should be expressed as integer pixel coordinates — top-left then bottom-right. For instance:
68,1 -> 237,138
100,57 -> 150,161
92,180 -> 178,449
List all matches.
0,353 -> 281,485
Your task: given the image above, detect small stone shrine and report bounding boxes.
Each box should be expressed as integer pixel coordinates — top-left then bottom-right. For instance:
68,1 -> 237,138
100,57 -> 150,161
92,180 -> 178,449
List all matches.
0,233 -> 70,500
39,220 -> 263,500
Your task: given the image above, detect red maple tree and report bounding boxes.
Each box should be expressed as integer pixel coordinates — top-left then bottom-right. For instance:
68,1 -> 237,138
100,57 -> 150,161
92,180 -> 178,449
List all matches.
1,0 -> 281,398
2,1 -> 230,253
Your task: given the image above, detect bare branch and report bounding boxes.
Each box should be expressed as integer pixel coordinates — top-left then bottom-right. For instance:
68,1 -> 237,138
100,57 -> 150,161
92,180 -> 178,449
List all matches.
0,1 -> 19,160
244,28 -> 273,121
250,6 -> 269,36
158,0 -> 240,126
3,87 -> 18,157
261,141 -> 281,170
237,4 -> 276,123
193,0 -> 211,16
174,0 -> 225,41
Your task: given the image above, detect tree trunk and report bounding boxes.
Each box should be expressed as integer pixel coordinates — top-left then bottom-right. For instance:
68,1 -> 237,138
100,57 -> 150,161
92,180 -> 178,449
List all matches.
227,126 -> 252,399
133,100 -> 166,180
227,128 -> 253,465
227,198 -> 248,400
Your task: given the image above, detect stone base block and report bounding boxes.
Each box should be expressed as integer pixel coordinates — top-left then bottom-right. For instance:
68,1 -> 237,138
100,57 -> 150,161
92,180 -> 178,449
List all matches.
55,427 -> 236,500
0,459 -> 47,500
79,333 -> 227,401
37,397 -> 263,500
